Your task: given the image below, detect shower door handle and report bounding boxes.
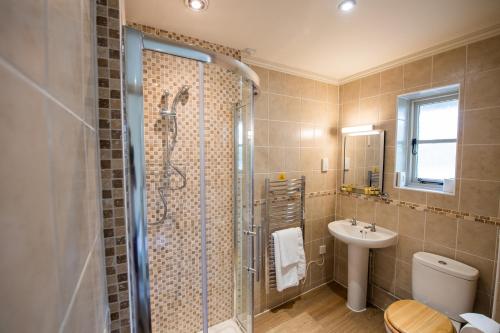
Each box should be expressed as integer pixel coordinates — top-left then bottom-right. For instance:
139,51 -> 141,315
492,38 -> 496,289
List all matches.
255,225 -> 262,282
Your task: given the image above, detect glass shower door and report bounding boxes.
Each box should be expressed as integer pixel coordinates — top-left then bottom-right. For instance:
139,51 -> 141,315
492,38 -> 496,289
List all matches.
234,79 -> 256,333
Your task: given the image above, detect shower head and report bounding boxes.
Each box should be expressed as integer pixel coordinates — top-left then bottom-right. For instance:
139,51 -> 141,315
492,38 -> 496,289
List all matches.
172,85 -> 190,114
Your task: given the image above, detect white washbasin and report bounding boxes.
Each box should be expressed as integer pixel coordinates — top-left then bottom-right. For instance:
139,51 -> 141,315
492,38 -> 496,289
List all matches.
328,219 -> 397,248
327,219 -> 398,312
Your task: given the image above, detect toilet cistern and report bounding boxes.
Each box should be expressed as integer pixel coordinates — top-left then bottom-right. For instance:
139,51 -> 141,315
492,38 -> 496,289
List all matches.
328,219 -> 397,312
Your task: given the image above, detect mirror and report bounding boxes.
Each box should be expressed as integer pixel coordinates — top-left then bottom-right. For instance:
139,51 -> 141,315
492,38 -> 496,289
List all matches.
341,130 -> 385,193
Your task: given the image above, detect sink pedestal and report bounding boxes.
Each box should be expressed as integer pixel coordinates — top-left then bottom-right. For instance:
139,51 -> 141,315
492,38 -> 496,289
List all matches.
346,245 -> 369,312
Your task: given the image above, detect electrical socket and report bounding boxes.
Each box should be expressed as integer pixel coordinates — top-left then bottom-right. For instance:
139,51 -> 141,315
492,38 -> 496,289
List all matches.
319,245 -> 326,255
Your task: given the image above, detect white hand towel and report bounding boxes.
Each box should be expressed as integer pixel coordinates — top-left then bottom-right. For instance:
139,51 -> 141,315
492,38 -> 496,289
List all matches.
273,232 -> 299,292
296,228 -> 306,280
276,227 -> 300,268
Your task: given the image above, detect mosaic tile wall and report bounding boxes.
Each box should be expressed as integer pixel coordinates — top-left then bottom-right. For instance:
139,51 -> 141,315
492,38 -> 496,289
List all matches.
95,1 -> 130,332
334,34 -> 500,317
141,39 -> 240,332
251,65 -> 340,314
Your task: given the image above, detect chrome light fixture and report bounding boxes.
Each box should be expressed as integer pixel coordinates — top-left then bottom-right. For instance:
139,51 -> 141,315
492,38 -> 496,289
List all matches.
185,0 -> 209,11
338,0 -> 356,12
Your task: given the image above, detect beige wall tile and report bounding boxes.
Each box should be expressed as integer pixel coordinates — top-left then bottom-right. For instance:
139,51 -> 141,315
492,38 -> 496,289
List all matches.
356,199 -> 375,222
462,145 -> 500,181
327,84 -> 339,105
314,81 -> 329,102
467,35 -> 500,73
254,119 -> 268,146
285,147 -> 301,171
426,183 -> 460,211
360,73 -> 381,98
432,46 -> 466,82
255,92 -> 269,119
0,0 -> 46,84
47,0 -> 84,117
465,69 -> 500,109
425,213 -> 457,249
397,235 -> 424,263
456,251 -> 495,294
269,94 -> 301,122
404,57 -> 432,88
255,147 -> 269,173
341,80 -> 360,103
395,260 -> 412,294
375,203 -> 398,231
340,101 -> 359,126
340,195 -> 356,219
399,188 -> 427,205
378,120 -> 396,146
268,70 -> 287,94
0,66 -> 62,333
398,207 -> 425,239
268,121 -> 300,147
300,147 -> 319,171
381,66 -> 404,93
301,78 -> 316,100
379,92 -> 398,121
424,241 -> 455,258
459,180 -> 500,217
250,65 -> 269,92
268,147 -> 285,172
463,108 -> 500,144
359,96 -> 380,124
473,291 -> 492,316
457,219 -> 497,260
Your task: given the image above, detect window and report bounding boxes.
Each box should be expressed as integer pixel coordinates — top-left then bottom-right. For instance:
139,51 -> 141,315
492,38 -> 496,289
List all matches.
396,85 -> 460,193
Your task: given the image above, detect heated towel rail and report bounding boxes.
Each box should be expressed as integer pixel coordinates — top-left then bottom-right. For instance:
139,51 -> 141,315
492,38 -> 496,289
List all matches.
264,176 -> 305,292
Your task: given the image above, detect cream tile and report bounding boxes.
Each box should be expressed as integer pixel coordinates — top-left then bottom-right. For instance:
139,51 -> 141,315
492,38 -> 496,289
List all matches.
461,145 -> 500,181
423,241 -> 455,258
47,0 -> 84,116
84,128 -> 100,243
375,203 -> 398,231
301,78 -> 316,100
395,260 -> 412,294
426,182 -> 460,211
459,180 -> 500,217
457,219 -> 497,260
255,92 -> 269,119
379,92 -> 398,121
48,100 -> 92,308
467,35 -> 500,73
340,101 -> 359,126
300,124 -> 316,148
0,66 -> 61,333
268,70 -> 287,94
399,188 -> 426,205
268,121 -> 300,147
300,147 -> 319,171
378,120 -> 396,146
269,94 -> 301,122
82,0 -> 96,128
360,73 -> 381,98
0,0 -> 46,84
341,80 -> 360,103
432,47 -> 466,82
465,69 -> 500,109
285,148 -> 301,172
254,119 -> 269,147
381,66 -> 404,93
254,147 -> 269,173
397,235 -> 424,263
251,65 -> 269,92
403,57 -> 432,88
314,81 -> 329,102
268,147 -> 285,172
425,213 -> 457,249
398,207 -> 425,239
359,96 -> 380,124
473,291 -> 492,316
339,195 -> 356,219
356,199 -> 376,222
463,108 -> 500,144
327,84 -> 339,105
455,251 -> 495,294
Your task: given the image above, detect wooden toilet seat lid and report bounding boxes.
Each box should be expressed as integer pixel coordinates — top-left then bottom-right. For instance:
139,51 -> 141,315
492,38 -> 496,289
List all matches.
385,300 -> 454,333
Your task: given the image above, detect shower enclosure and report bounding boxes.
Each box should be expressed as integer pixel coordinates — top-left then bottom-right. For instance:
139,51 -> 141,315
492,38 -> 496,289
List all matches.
122,27 -> 259,333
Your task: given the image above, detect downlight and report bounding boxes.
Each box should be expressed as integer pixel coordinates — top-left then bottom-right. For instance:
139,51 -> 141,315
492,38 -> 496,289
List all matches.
185,0 -> 209,12
338,0 -> 356,12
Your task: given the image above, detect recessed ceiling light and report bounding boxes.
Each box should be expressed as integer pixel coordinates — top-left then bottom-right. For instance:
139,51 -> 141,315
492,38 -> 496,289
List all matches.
185,0 -> 209,12
338,0 -> 356,12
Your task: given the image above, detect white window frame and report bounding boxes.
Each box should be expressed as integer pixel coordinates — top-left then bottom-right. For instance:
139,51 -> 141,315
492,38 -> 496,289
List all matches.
407,93 -> 459,190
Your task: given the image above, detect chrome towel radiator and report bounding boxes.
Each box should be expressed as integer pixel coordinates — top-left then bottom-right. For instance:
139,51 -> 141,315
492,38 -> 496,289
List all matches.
264,176 -> 305,292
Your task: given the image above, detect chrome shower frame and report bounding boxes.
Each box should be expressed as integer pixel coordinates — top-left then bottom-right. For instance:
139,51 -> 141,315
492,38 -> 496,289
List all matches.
122,26 -> 260,333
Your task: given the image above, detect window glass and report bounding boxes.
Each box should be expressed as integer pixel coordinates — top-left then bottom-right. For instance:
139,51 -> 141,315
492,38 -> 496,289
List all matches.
418,99 -> 458,140
416,142 -> 457,180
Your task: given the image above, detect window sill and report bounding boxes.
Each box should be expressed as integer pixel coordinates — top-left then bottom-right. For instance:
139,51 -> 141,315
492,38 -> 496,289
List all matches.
396,184 -> 455,196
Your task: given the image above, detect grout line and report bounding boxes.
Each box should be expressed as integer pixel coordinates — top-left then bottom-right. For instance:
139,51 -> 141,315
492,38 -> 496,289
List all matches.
0,56 -> 96,133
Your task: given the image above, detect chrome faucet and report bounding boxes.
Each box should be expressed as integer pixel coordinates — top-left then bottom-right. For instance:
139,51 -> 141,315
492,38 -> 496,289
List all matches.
350,217 -> 357,226
364,223 -> 376,232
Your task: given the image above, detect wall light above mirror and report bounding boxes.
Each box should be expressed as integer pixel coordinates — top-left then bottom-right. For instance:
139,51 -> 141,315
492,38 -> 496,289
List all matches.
395,84 -> 460,195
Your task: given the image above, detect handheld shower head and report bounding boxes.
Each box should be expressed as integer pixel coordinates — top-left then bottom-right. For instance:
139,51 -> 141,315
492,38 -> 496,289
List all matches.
172,85 -> 190,113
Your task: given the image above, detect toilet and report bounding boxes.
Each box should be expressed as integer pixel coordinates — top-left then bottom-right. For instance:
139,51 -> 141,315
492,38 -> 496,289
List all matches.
384,252 -> 479,333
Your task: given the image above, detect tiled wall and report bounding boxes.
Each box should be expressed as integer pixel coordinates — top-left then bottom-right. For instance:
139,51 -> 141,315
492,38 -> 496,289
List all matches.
95,1 -> 129,332
0,0 -> 107,332
335,34 -> 500,317
252,65 -> 340,313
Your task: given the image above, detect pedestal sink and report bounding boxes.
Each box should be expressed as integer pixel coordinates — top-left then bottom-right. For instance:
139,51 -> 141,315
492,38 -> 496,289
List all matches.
328,219 -> 397,312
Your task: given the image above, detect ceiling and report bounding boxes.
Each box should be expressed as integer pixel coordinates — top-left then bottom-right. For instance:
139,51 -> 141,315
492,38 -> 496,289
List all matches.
125,0 -> 500,82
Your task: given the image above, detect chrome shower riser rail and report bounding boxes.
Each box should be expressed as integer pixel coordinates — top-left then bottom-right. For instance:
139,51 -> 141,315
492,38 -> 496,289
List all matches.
122,26 -> 260,333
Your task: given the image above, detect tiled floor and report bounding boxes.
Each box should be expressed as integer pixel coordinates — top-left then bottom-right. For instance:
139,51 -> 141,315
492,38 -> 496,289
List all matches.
254,282 -> 386,333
